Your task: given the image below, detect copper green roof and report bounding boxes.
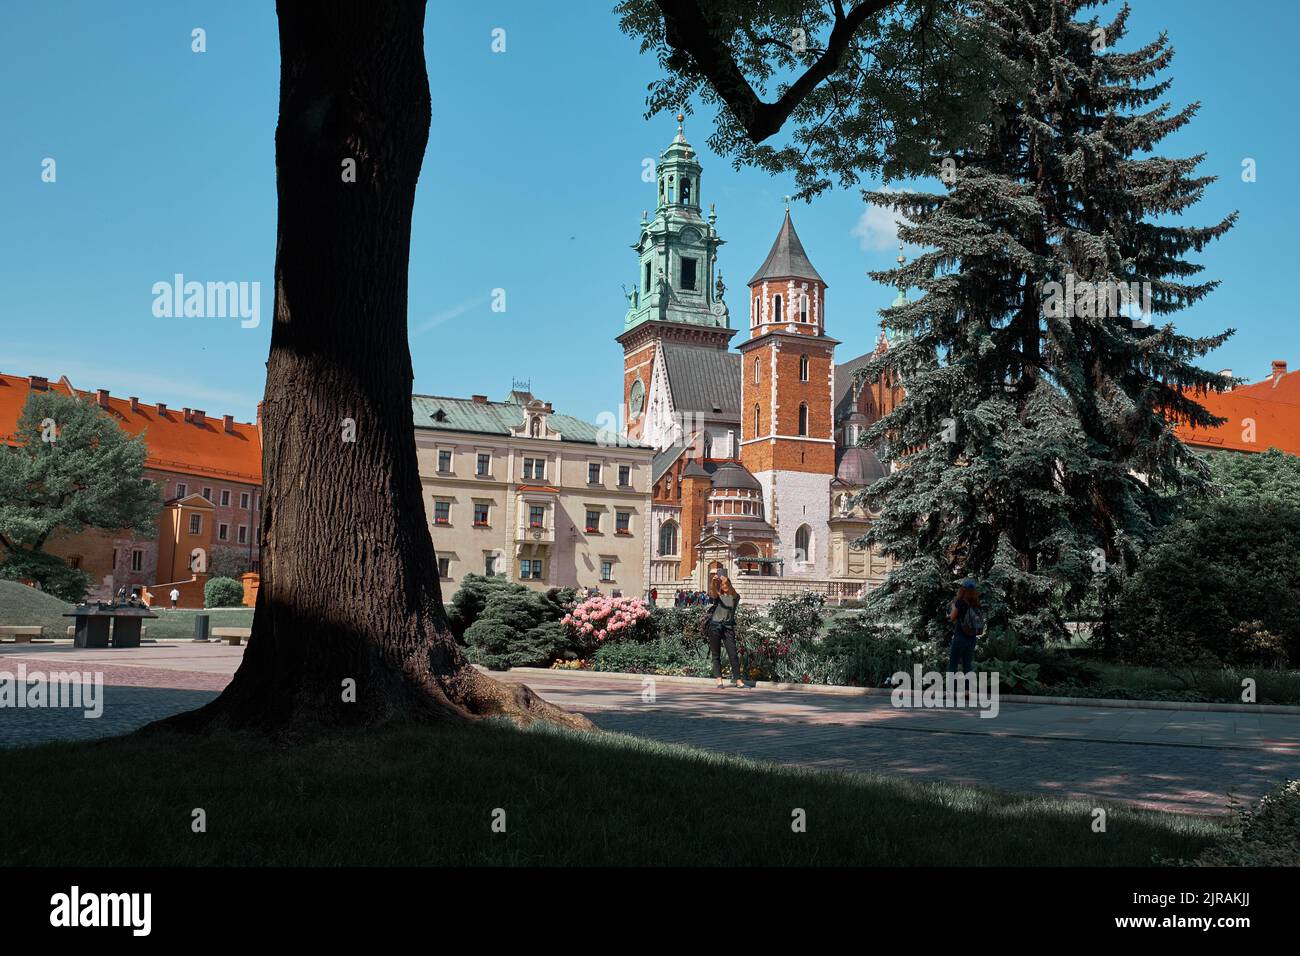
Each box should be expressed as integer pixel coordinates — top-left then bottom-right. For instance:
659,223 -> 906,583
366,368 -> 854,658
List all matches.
411,394 -> 650,449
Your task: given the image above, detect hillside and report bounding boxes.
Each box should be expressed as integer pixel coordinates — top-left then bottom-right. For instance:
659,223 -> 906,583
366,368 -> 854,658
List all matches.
0,580 -> 73,635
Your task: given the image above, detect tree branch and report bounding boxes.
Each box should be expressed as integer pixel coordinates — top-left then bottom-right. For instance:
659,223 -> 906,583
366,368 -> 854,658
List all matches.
653,0 -> 899,142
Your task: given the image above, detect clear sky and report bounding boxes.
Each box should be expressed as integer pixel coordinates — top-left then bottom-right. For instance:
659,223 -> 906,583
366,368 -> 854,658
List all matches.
2,0 -> 1295,425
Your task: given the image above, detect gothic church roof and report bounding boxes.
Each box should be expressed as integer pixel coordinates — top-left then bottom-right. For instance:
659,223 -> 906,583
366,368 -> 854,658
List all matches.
748,210 -> 825,285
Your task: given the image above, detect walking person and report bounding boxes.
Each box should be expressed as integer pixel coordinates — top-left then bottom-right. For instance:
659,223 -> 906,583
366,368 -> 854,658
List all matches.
947,578 -> 986,674
704,573 -> 746,689
169,586 -> 180,610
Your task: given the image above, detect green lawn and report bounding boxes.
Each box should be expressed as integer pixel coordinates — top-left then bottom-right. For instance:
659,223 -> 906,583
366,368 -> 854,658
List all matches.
0,579 -> 253,641
0,721 -> 1226,866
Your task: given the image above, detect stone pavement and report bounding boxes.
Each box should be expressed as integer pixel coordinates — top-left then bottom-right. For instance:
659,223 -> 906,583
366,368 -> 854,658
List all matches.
3,642 -> 1298,813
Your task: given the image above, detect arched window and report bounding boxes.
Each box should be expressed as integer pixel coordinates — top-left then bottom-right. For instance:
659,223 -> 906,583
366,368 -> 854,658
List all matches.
795,524 -> 812,562
703,432 -> 713,458
681,178 -> 692,205
753,405 -> 760,437
772,294 -> 783,323
667,175 -> 675,202
751,296 -> 758,326
658,521 -> 678,556
798,403 -> 809,436
800,294 -> 809,322
799,354 -> 809,382
753,358 -> 760,384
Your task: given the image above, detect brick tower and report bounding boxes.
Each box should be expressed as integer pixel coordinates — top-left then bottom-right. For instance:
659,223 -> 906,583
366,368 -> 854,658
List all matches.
738,210 -> 838,577
616,115 -> 733,443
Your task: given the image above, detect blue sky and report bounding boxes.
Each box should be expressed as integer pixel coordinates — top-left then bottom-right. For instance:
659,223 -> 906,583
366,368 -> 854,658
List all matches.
2,0 -> 1295,425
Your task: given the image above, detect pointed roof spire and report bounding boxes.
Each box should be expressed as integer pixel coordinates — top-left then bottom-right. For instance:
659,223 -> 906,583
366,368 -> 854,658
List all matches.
749,209 -> 824,285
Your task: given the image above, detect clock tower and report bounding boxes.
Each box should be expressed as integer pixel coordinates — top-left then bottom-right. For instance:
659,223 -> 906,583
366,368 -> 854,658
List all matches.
617,115 -> 733,443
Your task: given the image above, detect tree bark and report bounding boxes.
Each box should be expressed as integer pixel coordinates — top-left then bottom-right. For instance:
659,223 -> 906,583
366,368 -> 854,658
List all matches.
154,0 -> 589,735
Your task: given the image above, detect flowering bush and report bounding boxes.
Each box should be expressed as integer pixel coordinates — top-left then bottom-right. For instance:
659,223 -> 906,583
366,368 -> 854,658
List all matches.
562,595 -> 653,648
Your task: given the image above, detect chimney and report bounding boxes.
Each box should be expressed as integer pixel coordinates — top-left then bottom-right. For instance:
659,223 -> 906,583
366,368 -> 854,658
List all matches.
192,409 -> 206,425
95,388 -> 109,408
156,402 -> 167,415
471,394 -> 488,404
1218,369 -> 1233,389
223,414 -> 235,433
1272,360 -> 1288,379
28,375 -> 48,391
183,407 -> 193,422
129,396 -> 140,413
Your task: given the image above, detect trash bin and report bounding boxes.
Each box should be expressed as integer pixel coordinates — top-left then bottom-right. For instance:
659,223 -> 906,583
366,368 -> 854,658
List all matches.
193,613 -> 210,642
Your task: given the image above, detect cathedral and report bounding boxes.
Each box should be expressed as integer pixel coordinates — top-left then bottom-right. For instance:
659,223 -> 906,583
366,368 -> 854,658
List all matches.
618,119 -> 905,597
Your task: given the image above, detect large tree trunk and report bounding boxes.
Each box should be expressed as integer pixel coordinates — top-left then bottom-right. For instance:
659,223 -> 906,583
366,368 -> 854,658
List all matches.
156,0 -> 588,734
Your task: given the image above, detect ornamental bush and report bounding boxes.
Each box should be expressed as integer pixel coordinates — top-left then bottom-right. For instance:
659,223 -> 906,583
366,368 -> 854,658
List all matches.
204,576 -> 245,608
464,589 -> 572,670
561,595 -> 653,649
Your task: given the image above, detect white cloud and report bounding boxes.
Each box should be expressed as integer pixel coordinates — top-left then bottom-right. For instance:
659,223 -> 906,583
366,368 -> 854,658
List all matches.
851,186 -> 913,252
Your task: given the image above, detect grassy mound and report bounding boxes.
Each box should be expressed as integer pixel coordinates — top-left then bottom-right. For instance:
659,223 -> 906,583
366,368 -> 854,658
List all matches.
0,579 -> 73,635
0,721 -> 1226,866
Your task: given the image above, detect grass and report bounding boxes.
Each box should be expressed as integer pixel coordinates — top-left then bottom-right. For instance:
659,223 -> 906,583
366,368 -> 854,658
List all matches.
0,721 -> 1227,866
0,579 -> 253,641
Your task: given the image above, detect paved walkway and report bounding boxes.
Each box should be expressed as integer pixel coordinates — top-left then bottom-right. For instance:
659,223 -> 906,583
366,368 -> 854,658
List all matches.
3,642 -> 1298,813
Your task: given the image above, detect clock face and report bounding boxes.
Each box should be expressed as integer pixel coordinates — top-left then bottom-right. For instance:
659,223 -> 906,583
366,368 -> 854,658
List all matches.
629,377 -> 645,417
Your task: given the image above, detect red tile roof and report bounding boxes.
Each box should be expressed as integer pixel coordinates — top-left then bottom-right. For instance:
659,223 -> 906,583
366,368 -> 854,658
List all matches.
0,372 -> 262,484
1174,370 -> 1300,456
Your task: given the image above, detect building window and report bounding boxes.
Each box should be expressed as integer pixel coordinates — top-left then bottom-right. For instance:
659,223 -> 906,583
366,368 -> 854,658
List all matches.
476,453 -> 491,476
753,406 -> 760,437
484,554 -> 497,576
644,261 -> 652,292
437,450 -> 452,472
754,358 -> 760,384
618,465 -> 631,486
131,549 -> 143,572
773,294 -> 783,322
680,257 -> 697,291
240,492 -> 250,509
600,561 -> 614,583
800,354 -> 809,382
473,503 -> 490,526
218,523 -> 229,541
615,511 -> 631,535
658,521 -> 678,556
202,487 -> 212,501
795,524 -> 812,562
434,501 -> 451,525
681,177 -> 692,204
237,526 -> 248,545
68,555 -> 82,570
587,462 -> 601,484
523,457 -> 546,480
437,557 -> 451,579
176,482 -> 187,498
521,559 -> 543,580
529,505 -> 545,528
188,514 -> 202,534
585,510 -> 601,533
800,294 -> 809,322
798,403 -> 809,436
220,489 -> 230,507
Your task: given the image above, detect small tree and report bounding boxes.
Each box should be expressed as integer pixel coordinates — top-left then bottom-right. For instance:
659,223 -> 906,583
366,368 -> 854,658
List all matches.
205,577 -> 247,609
0,391 -> 160,600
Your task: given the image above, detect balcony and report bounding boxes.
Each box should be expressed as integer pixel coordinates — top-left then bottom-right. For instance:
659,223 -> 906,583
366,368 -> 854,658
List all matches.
515,522 -> 554,546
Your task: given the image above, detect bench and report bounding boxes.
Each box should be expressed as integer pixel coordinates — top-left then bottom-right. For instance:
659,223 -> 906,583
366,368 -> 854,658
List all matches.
212,627 -> 253,646
0,625 -> 43,643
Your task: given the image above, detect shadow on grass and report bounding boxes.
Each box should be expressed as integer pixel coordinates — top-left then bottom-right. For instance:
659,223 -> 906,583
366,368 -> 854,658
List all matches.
0,720 -> 1228,866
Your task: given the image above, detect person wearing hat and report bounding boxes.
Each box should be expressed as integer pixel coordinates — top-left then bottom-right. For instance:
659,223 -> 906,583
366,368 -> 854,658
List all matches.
947,577 -> 985,673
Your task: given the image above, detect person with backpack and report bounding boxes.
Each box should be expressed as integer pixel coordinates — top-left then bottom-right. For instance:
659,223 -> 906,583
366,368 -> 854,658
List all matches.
947,578 -> 986,674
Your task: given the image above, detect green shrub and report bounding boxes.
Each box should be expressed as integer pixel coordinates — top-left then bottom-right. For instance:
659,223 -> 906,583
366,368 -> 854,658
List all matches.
204,576 -> 245,608
463,586 -> 575,670
590,636 -> 700,675
819,616 -> 936,686
1184,779 -> 1300,866
0,550 -> 90,603
1115,499 -> 1300,668
766,591 -> 825,642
